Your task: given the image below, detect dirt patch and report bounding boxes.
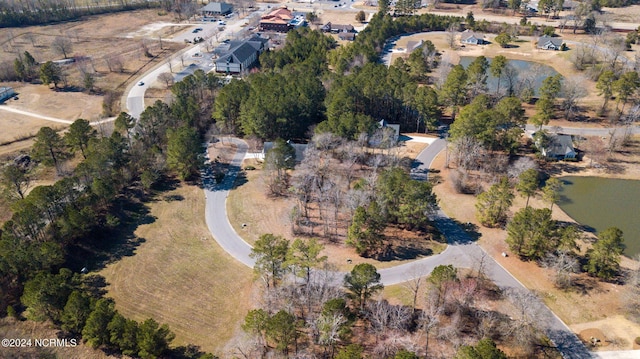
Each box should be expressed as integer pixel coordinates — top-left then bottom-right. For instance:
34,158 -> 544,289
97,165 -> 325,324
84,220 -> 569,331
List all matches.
318,9 -> 361,27
98,184 -> 253,353
601,5 -> 640,23
574,316 -> 640,351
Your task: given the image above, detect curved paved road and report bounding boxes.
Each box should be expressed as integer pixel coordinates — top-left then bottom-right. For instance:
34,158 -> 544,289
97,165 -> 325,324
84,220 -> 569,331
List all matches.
203,136 -> 594,358
203,138 -> 256,267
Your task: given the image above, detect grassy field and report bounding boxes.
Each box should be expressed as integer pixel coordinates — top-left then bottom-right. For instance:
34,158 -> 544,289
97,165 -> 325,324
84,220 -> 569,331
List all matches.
98,183 -> 254,354
0,9 -> 185,157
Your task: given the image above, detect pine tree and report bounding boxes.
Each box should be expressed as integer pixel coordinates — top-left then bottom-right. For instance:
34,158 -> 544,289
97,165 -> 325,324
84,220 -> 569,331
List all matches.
475,177 -> 514,228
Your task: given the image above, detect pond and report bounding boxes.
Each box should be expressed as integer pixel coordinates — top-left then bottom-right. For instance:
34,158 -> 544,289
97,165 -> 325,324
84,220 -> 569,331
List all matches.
459,56 -> 560,96
558,176 -> 640,257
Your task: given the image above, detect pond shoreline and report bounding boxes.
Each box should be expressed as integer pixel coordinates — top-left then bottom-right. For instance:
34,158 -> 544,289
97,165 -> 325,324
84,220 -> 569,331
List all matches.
557,175 -> 640,258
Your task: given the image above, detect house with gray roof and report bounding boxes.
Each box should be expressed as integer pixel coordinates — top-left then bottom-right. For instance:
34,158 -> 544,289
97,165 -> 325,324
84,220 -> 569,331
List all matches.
460,29 -> 486,45
538,134 -> 576,160
262,142 -> 308,162
0,87 -> 16,103
214,35 -> 268,74
199,2 -> 233,16
537,35 -> 564,50
338,32 -> 356,41
321,22 -> 355,33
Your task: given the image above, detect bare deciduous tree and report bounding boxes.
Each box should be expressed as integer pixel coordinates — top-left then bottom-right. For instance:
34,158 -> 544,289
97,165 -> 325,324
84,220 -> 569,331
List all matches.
561,75 -> 588,120
158,72 -> 174,88
505,288 -> 548,354
52,36 -> 73,59
583,136 -> 607,167
543,251 -> 580,288
420,291 -> 442,357
446,23 -> 460,49
507,156 -> 537,182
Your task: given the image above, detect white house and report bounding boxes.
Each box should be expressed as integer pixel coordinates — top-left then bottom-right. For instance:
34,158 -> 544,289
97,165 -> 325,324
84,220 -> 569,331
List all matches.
537,35 -> 564,50
539,134 -> 576,160
460,30 -> 487,45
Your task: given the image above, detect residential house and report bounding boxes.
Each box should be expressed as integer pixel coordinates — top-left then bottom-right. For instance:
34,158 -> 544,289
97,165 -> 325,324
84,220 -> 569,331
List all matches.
0,87 -> 16,103
369,119 -> 400,147
214,35 -> 269,74
406,40 -> 424,53
460,29 -> 487,45
259,6 -> 294,32
338,32 -> 356,41
538,133 -> 576,160
198,2 -> 233,16
262,142 -> 308,162
321,22 -> 355,33
537,35 -> 564,50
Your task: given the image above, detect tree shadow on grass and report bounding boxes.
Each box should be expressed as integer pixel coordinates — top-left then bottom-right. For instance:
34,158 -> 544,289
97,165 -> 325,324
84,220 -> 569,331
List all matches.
432,214 -> 481,245
380,246 -> 433,261
65,193 -> 155,274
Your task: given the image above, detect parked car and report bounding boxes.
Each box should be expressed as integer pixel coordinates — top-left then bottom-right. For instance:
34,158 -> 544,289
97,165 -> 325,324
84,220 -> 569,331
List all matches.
137,81 -> 144,86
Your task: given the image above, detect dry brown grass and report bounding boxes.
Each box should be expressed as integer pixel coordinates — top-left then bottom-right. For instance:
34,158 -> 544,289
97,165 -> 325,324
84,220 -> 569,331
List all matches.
98,183 -> 253,354
0,82 -> 101,156
0,317 -> 116,359
0,9 -> 186,157
226,139 -> 445,271
430,146 -> 640,350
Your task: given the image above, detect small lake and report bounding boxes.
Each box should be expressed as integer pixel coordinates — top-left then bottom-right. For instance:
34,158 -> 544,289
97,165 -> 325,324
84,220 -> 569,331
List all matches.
558,176 -> 640,257
459,57 -> 560,96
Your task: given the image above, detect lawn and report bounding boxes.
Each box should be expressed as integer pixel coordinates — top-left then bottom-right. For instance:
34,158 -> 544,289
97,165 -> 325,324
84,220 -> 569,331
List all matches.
98,183 -> 253,354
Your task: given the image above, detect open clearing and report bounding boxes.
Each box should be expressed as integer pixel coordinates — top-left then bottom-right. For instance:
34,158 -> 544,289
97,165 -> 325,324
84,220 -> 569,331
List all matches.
226,138 -> 447,271
98,184 -> 253,353
0,82 -> 103,156
0,9 -> 185,157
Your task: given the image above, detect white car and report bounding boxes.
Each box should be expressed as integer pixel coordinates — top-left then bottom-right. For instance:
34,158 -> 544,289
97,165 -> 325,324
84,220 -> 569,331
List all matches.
137,81 -> 144,86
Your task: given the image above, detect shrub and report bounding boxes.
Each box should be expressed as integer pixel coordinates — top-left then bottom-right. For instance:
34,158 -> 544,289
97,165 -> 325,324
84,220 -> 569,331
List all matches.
635,337 -> 640,345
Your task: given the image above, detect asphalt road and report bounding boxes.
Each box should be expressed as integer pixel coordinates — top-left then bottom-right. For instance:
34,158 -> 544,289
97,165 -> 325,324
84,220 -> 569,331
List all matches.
525,124 -> 640,136
125,8 -> 266,118
203,138 -> 256,267
201,136 -> 594,358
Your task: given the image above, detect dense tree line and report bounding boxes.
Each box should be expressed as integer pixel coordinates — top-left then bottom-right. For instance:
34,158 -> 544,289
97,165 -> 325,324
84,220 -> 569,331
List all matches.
0,70 -> 221,358
328,12 -> 462,73
0,0 -> 161,27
